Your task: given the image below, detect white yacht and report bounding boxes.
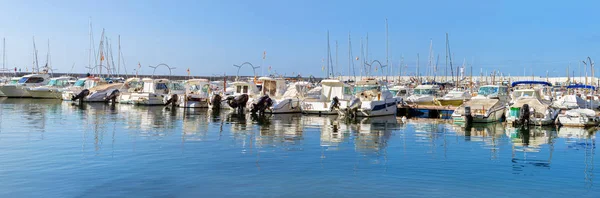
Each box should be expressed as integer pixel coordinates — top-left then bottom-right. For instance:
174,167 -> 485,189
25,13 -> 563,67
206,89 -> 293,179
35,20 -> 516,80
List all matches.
505,81 -> 559,126
117,78 -> 144,104
388,85 -> 410,103
336,78 -> 400,117
0,77 -> 19,97
179,79 -> 211,108
132,78 -> 180,105
26,76 -> 76,99
437,87 -> 471,107
301,79 -> 354,115
0,73 -> 50,97
452,84 -> 510,123
405,84 -> 441,105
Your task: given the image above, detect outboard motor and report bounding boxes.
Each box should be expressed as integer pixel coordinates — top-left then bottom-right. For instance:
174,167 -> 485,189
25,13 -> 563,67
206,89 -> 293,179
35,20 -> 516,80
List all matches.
210,94 -> 222,111
251,95 -> 273,116
346,98 -> 362,119
329,96 -> 340,112
464,106 -> 473,126
225,94 -> 249,114
519,104 -> 530,127
165,94 -> 179,108
72,89 -> 90,105
105,90 -> 120,104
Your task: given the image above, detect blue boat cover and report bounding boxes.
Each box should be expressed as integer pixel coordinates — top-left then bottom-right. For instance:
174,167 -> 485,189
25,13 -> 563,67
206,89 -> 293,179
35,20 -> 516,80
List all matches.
566,84 -> 596,90
511,81 -> 552,87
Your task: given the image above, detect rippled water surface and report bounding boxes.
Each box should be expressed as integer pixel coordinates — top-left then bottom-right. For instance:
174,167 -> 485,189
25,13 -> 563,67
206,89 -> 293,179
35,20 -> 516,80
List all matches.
0,98 -> 598,197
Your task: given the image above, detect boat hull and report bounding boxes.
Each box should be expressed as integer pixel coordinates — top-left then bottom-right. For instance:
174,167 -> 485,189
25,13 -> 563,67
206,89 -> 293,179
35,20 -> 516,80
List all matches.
302,100 -> 347,115
353,98 -> 399,117
557,115 -> 598,127
452,107 -> 505,123
28,89 -> 63,99
438,99 -> 464,107
0,85 -> 32,98
268,98 -> 302,114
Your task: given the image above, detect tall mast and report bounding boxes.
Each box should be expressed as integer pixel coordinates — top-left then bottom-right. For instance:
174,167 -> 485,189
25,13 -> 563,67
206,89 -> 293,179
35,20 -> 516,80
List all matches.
386,18 -> 389,81
446,33 -> 454,83
32,37 -> 39,73
417,53 -> 420,83
348,32 -> 351,81
360,37 -> 364,80
118,35 -> 121,76
326,31 -> 330,78
46,39 -> 50,73
335,40 -> 338,78
88,17 -> 92,70
366,33 -> 369,76
2,37 -> 4,71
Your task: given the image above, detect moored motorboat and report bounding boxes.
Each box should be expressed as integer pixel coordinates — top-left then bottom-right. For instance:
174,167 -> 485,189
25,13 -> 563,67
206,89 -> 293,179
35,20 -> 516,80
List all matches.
452,84 -> 510,123
0,73 -> 50,98
26,76 -> 76,99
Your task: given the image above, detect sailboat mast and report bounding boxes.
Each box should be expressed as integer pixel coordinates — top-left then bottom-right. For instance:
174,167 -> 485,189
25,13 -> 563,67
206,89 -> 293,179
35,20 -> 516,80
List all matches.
386,18 -> 389,82
335,40 -> 338,78
33,37 -> 39,73
2,38 -> 4,72
118,35 -> 121,76
46,39 -> 50,73
326,31 -> 330,78
348,32 -> 351,81
417,53 -> 420,83
88,18 -> 92,70
446,33 -> 454,83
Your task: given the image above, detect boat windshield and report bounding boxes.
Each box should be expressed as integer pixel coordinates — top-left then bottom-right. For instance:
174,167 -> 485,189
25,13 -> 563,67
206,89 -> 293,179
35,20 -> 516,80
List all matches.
169,83 -> 185,90
515,90 -> 535,97
354,86 -> 379,93
47,80 -> 58,86
478,86 -> 499,96
414,89 -> 435,95
74,80 -> 85,87
18,77 -> 28,83
9,80 -> 18,84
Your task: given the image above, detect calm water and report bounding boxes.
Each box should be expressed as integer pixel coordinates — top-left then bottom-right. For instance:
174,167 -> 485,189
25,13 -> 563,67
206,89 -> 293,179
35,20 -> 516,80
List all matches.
0,98 -> 597,198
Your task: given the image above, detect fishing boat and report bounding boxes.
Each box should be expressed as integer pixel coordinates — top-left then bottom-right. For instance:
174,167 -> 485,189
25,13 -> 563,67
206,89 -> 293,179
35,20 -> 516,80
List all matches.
179,79 -> 211,108
0,73 -> 50,98
301,79 -> 354,115
505,81 -> 559,126
405,84 -> 441,105
452,84 -> 510,123
26,76 -> 77,99
437,87 -> 471,106
335,78 -> 400,117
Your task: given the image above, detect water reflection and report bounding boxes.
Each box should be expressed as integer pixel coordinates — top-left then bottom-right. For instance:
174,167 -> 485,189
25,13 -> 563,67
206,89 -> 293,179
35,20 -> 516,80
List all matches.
0,99 -> 599,196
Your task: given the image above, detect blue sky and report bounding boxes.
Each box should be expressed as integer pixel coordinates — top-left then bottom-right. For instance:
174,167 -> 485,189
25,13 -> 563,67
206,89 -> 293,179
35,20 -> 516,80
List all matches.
0,0 -> 599,77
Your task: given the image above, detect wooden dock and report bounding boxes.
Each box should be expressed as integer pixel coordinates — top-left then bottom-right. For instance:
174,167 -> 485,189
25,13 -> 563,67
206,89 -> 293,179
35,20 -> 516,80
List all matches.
397,104 -> 457,119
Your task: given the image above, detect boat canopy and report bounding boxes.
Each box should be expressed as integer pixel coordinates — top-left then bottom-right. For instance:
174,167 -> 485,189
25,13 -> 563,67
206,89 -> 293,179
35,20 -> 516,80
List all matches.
511,81 -> 552,87
566,84 -> 596,90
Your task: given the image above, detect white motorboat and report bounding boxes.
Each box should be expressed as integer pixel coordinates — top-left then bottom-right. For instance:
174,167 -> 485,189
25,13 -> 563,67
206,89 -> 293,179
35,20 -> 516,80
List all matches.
132,78 -> 182,106
0,73 -> 50,98
557,108 -> 598,127
388,85 -> 410,103
212,80 -> 259,110
452,84 -> 510,123
0,77 -> 19,97
26,76 -> 77,99
179,79 -> 211,108
437,87 -> 471,107
301,79 -> 354,115
406,84 -> 441,105
336,78 -> 400,117
117,78 -> 144,104
253,77 -> 310,114
505,81 -> 559,126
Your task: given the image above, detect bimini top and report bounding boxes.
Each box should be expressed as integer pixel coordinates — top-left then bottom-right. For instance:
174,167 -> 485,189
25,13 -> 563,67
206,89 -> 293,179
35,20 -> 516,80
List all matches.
566,84 -> 596,90
511,81 -> 552,87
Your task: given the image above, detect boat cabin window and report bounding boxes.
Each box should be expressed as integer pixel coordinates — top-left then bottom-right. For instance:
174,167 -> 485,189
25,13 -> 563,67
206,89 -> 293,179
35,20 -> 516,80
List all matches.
156,83 -> 168,90
344,87 -> 353,95
354,86 -> 378,93
478,87 -> 499,96
398,90 -> 408,96
170,83 -> 185,90
201,84 -> 210,93
263,81 -> 277,96
24,77 -> 45,83
414,89 -> 435,95
243,85 -> 249,94
48,80 -> 58,86
74,80 -> 85,87
499,87 -> 508,95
